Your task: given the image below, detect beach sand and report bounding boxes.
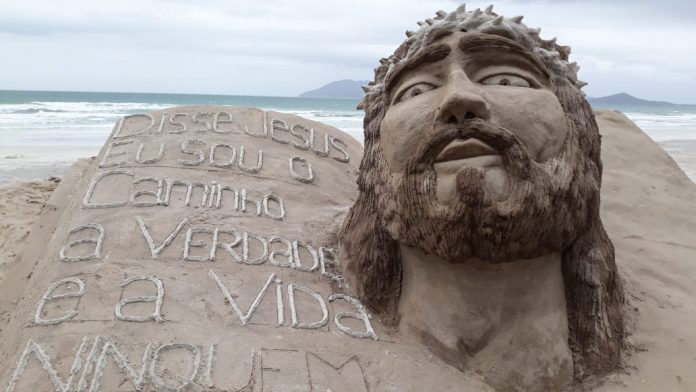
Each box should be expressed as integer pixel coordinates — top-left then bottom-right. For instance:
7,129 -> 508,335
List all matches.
0,178 -> 60,283
0,145 -> 99,185
0,109 -> 694,390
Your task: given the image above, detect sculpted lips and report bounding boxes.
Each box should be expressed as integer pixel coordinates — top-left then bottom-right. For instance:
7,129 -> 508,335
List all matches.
435,138 -> 499,162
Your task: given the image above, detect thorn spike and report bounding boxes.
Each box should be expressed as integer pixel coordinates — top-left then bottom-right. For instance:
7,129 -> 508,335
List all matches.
361,86 -> 369,93
417,21 -> 425,27
436,10 -> 447,18
456,4 -> 466,13
485,5 -> 494,14
510,15 -> 524,23
493,16 -> 504,25
472,8 -> 482,17
425,18 -> 434,25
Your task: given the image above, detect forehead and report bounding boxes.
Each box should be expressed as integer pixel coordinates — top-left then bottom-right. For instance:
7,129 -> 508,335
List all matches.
385,31 -> 550,90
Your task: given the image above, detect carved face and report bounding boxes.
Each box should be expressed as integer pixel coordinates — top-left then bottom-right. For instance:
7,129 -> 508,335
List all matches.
381,31 -> 569,202
375,31 -> 597,263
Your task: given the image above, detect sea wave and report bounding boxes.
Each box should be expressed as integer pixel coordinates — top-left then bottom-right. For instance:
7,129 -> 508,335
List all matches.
0,100 -> 365,147
1,95 -> 694,182
625,112 -> 696,141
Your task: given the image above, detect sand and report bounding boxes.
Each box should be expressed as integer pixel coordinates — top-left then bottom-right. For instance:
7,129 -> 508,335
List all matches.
0,109 -> 693,391
0,178 -> 60,283
592,110 -> 696,391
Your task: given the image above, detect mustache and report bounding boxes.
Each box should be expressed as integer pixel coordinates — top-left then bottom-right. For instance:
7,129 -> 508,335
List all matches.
403,118 -> 533,178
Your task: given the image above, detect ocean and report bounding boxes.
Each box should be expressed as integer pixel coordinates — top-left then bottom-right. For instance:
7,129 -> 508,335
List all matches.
1,90 -> 694,184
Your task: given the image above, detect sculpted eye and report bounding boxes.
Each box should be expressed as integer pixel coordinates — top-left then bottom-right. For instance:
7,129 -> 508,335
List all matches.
396,82 -> 437,103
480,74 -> 531,88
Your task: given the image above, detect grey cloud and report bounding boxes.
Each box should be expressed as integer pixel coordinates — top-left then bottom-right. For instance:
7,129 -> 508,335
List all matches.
0,0 -> 694,102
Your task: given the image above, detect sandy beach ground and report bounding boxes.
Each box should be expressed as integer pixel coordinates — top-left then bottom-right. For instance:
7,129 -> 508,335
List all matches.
0,145 -> 99,185
0,178 -> 59,282
0,110 -> 694,391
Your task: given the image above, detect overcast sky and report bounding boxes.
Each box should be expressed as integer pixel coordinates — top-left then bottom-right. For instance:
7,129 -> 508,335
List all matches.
1,0 -> 695,103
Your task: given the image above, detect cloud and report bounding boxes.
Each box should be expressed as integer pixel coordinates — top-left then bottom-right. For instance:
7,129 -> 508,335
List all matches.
0,0 -> 694,102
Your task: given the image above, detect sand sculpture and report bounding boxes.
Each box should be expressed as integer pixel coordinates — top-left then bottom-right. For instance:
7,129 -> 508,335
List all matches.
0,4 -> 638,392
0,107 -> 393,392
339,3 -> 624,390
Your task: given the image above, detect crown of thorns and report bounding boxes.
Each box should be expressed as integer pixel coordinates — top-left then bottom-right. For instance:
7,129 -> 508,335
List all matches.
361,4 -> 585,106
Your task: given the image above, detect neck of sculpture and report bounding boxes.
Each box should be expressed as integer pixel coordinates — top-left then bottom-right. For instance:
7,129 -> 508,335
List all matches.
397,244 -> 573,391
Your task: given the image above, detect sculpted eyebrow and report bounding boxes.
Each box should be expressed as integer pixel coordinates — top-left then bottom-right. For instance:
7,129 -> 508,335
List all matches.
385,43 -> 451,91
458,34 -> 550,79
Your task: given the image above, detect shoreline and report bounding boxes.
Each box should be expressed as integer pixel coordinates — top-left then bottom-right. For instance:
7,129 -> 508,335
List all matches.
0,145 -> 98,185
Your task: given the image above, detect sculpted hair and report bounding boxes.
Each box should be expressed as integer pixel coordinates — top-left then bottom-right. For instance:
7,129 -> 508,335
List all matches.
339,4 -> 624,380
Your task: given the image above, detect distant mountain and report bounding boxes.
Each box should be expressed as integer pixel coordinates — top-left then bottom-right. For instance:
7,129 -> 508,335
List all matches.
588,93 -> 696,110
299,79 -> 369,99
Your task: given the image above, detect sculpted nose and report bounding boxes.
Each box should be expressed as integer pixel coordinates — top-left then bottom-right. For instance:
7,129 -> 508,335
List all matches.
436,71 -> 491,125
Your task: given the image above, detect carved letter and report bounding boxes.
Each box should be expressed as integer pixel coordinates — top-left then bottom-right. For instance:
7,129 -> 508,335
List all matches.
185,182 -> 209,207
293,240 -> 319,272
99,140 -> 133,168
113,113 -> 155,139
262,194 -> 285,221
306,352 -> 369,392
216,184 -> 239,210
192,112 -> 212,132
135,142 -> 165,164
82,170 -> 134,209
34,277 -> 86,325
59,223 -> 105,262
4,337 -> 90,392
156,113 -> 167,134
240,189 -> 261,217
288,284 -> 329,329
289,156 -> 314,183
179,139 -> 205,166
268,237 -> 293,268
168,113 -> 188,133
238,146 -> 263,174
208,269 -> 275,325
328,294 -> 378,340
290,124 -> 311,150
89,340 -> 153,392
115,276 -> 164,322
271,119 -> 291,144
209,143 -> 236,168
184,227 -> 214,262
243,110 -> 268,137
311,132 -> 330,157
136,216 -> 188,258
202,344 -> 216,388
130,177 -> 164,207
275,278 -> 284,326
77,336 -> 102,392
150,343 -> 201,392
331,136 -> 351,163
211,228 -> 243,262
213,112 -> 234,133
242,231 -> 268,265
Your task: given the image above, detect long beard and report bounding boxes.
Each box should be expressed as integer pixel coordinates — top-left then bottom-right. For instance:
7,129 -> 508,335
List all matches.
379,119 -> 598,263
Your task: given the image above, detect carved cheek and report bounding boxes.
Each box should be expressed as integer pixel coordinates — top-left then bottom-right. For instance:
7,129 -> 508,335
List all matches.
487,89 -> 567,161
381,100 -> 437,172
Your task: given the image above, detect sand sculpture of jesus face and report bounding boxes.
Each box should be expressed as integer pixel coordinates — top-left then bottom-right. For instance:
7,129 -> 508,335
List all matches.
340,4 -> 624,383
